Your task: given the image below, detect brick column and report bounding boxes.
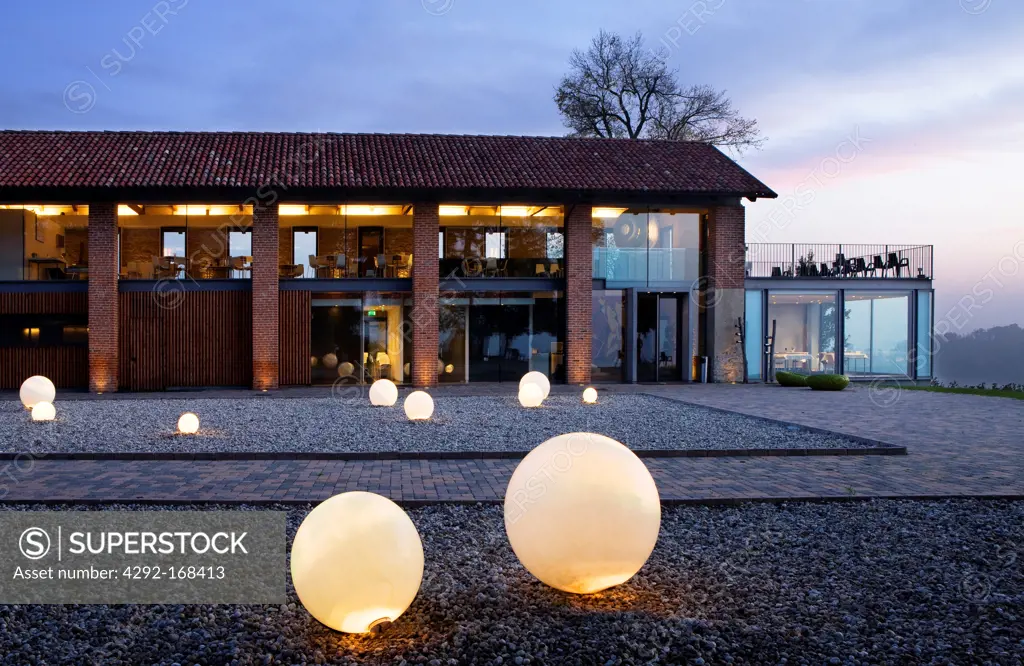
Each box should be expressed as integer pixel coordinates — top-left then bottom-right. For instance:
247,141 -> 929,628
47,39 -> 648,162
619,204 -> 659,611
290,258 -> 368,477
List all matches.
411,203 -> 439,387
565,204 -> 592,384
87,202 -> 118,392
252,203 -> 279,390
706,205 -> 746,382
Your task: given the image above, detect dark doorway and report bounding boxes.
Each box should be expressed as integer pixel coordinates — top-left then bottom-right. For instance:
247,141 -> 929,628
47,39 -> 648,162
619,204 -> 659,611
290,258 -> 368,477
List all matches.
637,292 -> 685,382
359,227 -> 383,276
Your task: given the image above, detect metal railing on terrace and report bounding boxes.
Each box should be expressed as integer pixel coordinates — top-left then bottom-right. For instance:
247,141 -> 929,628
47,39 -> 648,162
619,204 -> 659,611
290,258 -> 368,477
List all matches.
746,244 -> 933,280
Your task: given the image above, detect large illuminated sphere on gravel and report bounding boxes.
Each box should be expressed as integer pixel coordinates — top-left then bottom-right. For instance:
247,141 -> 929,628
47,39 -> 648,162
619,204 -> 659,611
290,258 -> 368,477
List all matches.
403,391 -> 434,420
31,401 -> 56,422
504,432 -> 660,594
20,375 -> 55,410
519,371 -> 550,401
369,379 -> 398,407
518,382 -> 543,408
177,412 -> 200,435
582,387 -> 598,404
291,491 -> 424,633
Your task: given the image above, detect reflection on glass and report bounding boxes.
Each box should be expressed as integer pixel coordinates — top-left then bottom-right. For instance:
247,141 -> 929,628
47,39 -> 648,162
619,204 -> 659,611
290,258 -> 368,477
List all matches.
744,290 -> 763,380
438,292 -> 564,382
162,229 -> 185,257
591,290 -> 625,382
310,294 -> 411,385
916,290 -> 932,378
768,291 -> 838,375
658,296 -> 679,379
592,208 -> 700,283
845,291 -> 910,376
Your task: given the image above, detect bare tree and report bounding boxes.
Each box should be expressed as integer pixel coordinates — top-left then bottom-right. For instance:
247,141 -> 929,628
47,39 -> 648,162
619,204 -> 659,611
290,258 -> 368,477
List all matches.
555,30 -> 764,153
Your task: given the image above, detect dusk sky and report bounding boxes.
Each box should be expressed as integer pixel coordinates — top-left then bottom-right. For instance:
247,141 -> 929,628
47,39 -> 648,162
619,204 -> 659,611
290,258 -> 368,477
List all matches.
2,0 -> 1021,332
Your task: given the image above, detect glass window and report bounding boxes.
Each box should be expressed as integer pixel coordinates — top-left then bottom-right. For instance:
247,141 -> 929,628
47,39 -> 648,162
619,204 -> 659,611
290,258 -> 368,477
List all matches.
592,207 -> 702,284
0,205 -> 89,280
119,205 -> 251,280
592,208 -> 648,282
767,291 -> 838,375
591,290 -> 625,382
648,210 -> 700,282
745,290 -> 763,381
439,206 -> 564,278
280,205 -> 412,279
292,228 -> 318,277
916,290 -> 932,378
845,291 -> 910,377
310,293 -> 412,385
439,291 -> 564,382
0,314 -> 88,347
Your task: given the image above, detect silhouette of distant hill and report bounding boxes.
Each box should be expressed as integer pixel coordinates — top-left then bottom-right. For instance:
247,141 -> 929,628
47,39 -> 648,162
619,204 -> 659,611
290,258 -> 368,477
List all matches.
933,324 -> 1024,385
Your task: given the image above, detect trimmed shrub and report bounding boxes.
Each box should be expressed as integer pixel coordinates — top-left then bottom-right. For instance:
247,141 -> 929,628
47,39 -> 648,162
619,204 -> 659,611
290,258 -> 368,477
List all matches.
775,371 -> 808,387
805,374 -> 850,391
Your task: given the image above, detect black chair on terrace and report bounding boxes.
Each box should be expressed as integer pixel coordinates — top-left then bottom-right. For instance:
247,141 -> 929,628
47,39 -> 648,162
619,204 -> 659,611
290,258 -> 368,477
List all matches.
852,257 -> 868,276
771,266 -> 783,277
806,263 -> 820,277
819,262 -> 832,277
871,255 -> 885,277
886,252 -> 909,277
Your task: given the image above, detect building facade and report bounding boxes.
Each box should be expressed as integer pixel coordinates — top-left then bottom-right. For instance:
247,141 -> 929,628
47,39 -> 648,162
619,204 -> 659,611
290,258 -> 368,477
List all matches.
0,131 -> 932,391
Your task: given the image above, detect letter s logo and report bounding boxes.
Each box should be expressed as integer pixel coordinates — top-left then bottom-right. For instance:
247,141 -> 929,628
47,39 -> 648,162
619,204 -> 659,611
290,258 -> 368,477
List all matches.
19,527 -> 51,560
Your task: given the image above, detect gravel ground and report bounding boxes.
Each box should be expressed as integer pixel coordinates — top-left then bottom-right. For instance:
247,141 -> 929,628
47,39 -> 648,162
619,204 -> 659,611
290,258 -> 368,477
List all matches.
0,499 -> 1021,665
1,394 -> 878,454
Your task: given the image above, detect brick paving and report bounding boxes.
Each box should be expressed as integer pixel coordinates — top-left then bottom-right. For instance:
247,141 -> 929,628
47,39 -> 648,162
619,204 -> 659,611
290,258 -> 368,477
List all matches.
2,384 -> 1022,504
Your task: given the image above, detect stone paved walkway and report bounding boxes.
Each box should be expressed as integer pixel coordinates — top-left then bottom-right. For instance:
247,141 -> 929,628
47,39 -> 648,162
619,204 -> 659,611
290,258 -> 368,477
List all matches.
2,384 -> 1021,504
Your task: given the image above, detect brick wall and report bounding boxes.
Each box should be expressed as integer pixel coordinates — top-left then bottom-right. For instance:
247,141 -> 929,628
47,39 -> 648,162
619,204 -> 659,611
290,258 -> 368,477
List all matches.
706,205 -> 746,382
565,204 -> 592,384
87,202 -> 118,392
252,204 -> 279,389
411,204 -> 439,387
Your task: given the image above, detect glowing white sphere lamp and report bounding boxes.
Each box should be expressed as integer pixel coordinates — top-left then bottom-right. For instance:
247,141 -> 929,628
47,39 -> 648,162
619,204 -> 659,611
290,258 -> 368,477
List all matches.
582,387 -> 598,404
291,491 -> 424,633
504,432 -> 660,594
177,412 -> 200,435
31,401 -> 56,422
518,382 -> 544,408
369,379 -> 399,407
20,375 -> 56,410
404,391 -> 434,421
338,362 -> 355,378
322,353 -> 338,369
519,371 -> 550,401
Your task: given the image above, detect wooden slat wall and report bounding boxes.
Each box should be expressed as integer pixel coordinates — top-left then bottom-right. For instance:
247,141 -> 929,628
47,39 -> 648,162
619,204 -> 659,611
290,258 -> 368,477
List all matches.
0,292 -> 87,315
119,291 -> 252,390
279,290 -> 311,386
0,347 -> 88,389
0,291 -> 89,389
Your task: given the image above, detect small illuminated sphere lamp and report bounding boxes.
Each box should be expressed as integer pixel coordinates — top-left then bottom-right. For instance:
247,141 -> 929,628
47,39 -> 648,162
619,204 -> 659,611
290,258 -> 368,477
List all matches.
437,358 -> 445,375
291,491 -> 424,633
369,379 -> 399,407
20,375 -> 56,410
403,362 -> 411,376
518,382 -> 543,408
504,432 -> 660,594
322,353 -> 338,369
310,355 -> 319,367
444,363 -> 454,374
177,412 -> 200,435
338,362 -> 355,378
31,401 -> 56,422
582,387 -> 598,404
519,371 -> 551,401
404,391 -> 434,420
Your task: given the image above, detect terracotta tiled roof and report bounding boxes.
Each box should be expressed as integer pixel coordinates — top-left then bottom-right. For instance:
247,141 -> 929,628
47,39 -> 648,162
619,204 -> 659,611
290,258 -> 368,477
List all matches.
0,131 -> 775,199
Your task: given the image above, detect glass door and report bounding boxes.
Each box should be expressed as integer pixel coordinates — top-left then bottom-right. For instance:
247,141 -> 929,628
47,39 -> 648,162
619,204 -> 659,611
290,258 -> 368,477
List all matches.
637,293 -> 684,382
